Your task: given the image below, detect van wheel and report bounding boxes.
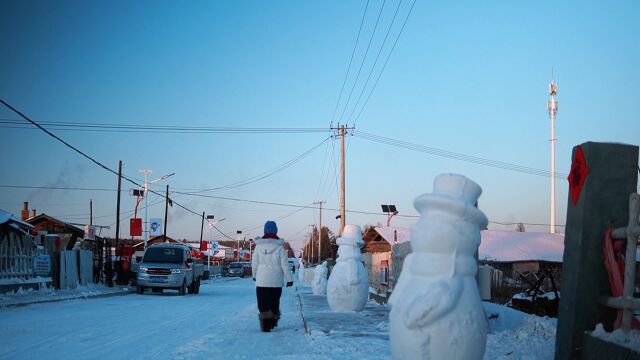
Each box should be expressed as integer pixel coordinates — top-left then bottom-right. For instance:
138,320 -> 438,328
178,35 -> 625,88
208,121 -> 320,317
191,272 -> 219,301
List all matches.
137,286 -> 145,294
194,278 -> 200,294
178,280 -> 186,296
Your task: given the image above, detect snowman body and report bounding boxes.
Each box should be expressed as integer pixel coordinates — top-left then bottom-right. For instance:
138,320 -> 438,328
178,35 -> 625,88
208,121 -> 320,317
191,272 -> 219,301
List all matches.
327,224 -> 369,312
389,174 -> 488,360
311,262 -> 328,295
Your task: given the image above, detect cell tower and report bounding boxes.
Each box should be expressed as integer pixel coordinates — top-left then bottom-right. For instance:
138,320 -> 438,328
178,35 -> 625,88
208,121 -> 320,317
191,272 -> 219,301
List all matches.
547,79 -> 558,233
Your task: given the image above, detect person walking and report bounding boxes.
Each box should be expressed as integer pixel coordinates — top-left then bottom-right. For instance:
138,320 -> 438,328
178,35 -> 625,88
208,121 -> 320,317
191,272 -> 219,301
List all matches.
252,220 -> 293,332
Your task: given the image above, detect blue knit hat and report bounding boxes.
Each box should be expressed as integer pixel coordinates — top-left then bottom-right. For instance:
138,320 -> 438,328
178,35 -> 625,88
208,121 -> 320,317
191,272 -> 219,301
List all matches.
264,220 -> 278,235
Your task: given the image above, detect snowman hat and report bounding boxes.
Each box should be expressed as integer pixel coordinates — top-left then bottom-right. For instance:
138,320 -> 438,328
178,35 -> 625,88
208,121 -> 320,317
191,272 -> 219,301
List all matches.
337,224 -> 364,246
413,173 -> 488,229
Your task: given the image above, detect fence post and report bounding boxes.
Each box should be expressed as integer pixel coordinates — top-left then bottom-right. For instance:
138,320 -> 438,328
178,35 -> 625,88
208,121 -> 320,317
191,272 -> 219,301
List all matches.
555,142 -> 639,360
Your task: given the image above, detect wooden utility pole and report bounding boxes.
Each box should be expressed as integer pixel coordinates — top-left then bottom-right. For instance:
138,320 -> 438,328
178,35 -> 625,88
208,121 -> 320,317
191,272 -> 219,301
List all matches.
314,201 -> 326,262
115,161 -> 122,249
199,212 -> 205,251
89,199 -> 93,227
340,125 -> 346,235
163,184 -> 169,239
331,124 -> 354,235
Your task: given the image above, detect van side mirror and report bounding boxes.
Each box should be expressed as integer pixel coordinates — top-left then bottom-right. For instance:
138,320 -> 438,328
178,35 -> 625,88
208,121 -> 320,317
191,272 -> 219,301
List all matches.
186,258 -> 193,264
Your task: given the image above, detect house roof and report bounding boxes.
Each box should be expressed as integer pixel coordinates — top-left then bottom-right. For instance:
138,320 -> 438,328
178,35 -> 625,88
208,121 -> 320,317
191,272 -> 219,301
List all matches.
26,213 -> 84,236
479,230 -> 565,262
0,209 -> 35,234
375,226 -> 411,244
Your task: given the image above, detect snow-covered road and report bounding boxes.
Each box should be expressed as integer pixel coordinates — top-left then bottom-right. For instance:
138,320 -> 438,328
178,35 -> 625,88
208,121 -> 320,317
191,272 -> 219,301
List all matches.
1,277 -> 557,359
0,278 -> 322,360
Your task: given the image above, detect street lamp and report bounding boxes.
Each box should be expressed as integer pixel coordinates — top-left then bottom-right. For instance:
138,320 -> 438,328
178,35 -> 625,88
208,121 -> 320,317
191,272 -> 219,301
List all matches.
206,216 -> 225,271
381,204 -> 398,227
139,169 -> 175,250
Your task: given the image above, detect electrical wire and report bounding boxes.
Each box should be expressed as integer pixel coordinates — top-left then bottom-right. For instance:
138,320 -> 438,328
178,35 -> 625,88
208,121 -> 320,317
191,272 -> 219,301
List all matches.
0,119 -> 330,134
353,130 -> 569,179
354,0 -> 418,122
330,0 -> 371,124
347,0 -> 405,121
176,136 -> 330,194
337,0 -> 387,123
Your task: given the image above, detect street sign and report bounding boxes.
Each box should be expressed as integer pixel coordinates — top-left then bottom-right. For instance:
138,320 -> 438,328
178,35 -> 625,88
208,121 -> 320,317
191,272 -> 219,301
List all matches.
130,218 -> 142,236
150,218 -> 162,236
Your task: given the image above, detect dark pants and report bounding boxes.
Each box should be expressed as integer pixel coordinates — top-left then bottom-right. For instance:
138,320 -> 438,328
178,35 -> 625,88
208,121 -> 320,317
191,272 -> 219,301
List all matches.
256,286 -> 282,314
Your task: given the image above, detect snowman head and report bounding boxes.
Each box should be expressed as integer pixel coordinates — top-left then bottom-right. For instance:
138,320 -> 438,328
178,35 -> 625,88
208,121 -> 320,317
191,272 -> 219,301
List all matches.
411,174 -> 488,256
337,224 -> 364,247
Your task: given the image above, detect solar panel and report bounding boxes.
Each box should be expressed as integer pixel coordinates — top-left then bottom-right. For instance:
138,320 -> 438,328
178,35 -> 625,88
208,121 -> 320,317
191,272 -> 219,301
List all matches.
381,205 -> 390,212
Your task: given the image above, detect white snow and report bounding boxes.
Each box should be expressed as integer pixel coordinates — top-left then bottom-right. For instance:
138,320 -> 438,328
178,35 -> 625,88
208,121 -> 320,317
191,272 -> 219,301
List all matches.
479,230 -> 565,262
0,282 -> 130,307
0,276 -> 560,359
591,323 -> 640,353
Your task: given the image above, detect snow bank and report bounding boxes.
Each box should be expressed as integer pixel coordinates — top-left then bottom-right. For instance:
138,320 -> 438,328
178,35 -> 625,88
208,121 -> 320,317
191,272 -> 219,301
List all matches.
591,324 -> 640,353
485,312 -> 557,360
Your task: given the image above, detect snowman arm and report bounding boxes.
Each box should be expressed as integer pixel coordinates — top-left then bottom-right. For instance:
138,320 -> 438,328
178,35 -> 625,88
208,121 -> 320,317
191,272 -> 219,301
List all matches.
403,278 -> 463,329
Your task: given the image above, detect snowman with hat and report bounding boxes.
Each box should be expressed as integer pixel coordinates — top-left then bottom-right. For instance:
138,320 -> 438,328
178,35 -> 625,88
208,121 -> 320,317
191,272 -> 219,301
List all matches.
389,173 -> 489,360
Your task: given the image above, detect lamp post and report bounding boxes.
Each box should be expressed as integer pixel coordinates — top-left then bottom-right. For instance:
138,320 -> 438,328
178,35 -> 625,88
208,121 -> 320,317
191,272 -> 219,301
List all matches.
139,169 -> 175,250
236,231 -> 243,262
206,216 -> 224,271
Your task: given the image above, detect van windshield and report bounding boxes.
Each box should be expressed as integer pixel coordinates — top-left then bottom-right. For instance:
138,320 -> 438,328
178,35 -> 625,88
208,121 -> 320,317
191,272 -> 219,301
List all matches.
143,247 -> 184,264
229,263 -> 243,268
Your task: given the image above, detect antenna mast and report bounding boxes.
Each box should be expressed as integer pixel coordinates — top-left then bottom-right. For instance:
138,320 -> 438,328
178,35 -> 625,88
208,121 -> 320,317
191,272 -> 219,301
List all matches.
547,79 -> 558,233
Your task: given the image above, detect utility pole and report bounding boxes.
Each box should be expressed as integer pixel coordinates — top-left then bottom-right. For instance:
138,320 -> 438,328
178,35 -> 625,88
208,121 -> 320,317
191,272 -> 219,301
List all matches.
547,79 -> 558,233
163,184 -> 169,239
314,201 -> 325,263
139,169 -> 152,250
199,212 -> 205,251
89,199 -> 93,227
331,124 -> 354,235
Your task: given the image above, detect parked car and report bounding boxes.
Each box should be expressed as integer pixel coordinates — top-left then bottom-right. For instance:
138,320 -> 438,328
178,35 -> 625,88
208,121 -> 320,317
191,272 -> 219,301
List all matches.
226,262 -> 245,277
136,244 -> 203,295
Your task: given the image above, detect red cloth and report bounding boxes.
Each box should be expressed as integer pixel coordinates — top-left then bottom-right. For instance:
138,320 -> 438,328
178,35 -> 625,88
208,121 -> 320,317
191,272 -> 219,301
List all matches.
262,233 -> 279,239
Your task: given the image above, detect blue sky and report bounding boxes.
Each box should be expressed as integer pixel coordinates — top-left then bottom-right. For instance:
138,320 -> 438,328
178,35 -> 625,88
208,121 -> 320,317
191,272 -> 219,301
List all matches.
1,1 -> 639,252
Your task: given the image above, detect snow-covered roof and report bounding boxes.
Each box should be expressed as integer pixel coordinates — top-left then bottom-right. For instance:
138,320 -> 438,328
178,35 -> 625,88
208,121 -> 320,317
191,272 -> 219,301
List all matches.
0,209 -> 35,235
374,226 -> 411,245
0,209 -> 34,228
479,230 -> 564,262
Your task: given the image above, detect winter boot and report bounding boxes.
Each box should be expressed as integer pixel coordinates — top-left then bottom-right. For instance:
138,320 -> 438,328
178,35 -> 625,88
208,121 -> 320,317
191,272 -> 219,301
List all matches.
259,312 -> 272,332
272,310 -> 281,328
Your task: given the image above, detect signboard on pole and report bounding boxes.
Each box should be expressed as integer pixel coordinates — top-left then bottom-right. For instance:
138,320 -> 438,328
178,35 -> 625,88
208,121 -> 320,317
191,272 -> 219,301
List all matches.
130,218 -> 142,236
150,218 -> 162,236
84,225 -> 96,240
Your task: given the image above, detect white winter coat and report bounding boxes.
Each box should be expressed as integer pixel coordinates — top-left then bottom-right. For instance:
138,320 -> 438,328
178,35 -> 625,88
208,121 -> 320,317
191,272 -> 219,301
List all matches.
251,237 -> 293,288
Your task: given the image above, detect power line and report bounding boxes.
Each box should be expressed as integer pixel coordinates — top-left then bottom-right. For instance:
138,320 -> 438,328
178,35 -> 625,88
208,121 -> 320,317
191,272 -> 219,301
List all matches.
330,0 -> 371,124
337,0 -> 387,123
0,119 -> 330,134
0,99 -> 204,226
176,136 -> 330,194
354,0 -> 418,122
347,0 -> 405,121
353,130 -> 569,179
0,185 -> 121,192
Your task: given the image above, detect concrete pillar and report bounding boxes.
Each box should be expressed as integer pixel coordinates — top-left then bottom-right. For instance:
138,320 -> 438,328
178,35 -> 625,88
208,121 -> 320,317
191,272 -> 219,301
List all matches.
555,142 -> 639,360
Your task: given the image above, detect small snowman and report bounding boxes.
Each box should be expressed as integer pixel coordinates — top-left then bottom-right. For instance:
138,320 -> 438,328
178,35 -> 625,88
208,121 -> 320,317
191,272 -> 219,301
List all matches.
389,174 -> 488,360
327,224 -> 369,312
311,261 -> 328,295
